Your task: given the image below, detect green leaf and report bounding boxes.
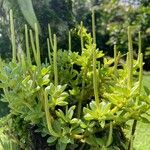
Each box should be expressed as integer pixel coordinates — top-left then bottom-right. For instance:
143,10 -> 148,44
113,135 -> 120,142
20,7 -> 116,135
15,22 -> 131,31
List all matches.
144,86 -> 150,96
56,109 -> 66,122
140,116 -> 150,123
17,0 -> 40,32
57,101 -> 68,106
52,120 -> 61,134
100,120 -> 105,128
47,136 -> 57,144
56,141 -> 67,150
41,67 -> 49,76
72,128 -> 84,135
89,101 -> 97,110
42,74 -> 50,85
70,118 -> 79,124
67,106 -> 76,119
60,136 -> 70,144
85,135 -> 97,146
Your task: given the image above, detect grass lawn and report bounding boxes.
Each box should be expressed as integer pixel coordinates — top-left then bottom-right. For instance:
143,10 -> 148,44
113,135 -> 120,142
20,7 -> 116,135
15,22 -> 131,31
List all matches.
134,74 -> 150,150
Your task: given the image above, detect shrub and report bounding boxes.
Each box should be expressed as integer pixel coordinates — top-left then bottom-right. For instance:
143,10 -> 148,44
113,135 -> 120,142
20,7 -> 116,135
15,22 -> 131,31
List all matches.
0,10 -> 150,150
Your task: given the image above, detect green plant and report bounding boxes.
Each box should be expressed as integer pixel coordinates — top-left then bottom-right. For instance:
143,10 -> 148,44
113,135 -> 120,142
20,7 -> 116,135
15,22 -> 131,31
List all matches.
0,10 -> 150,150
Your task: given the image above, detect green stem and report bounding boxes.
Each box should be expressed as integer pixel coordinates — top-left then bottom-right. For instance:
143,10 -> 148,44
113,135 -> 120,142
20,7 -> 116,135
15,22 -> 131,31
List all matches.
10,10 -> 16,63
92,9 -> 96,44
44,90 -> 52,133
44,89 -> 58,137
53,34 -> 58,86
35,23 -> 41,69
47,38 -> 52,65
106,121 -> 113,147
77,22 -> 85,118
92,9 -> 99,105
128,54 -> 143,150
69,30 -> 72,52
21,52 -> 26,72
29,30 -> 38,65
80,21 -> 84,51
77,73 -> 85,118
48,24 -> 54,50
93,47 -> 99,105
127,26 -> 133,89
25,24 -> 31,65
139,53 -> 143,94
128,120 -> 137,150
114,45 -> 117,61
113,51 -> 121,72
138,32 -> 142,63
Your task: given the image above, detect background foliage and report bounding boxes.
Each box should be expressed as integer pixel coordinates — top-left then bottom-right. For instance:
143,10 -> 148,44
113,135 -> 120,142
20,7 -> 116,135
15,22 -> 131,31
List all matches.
0,0 -> 150,69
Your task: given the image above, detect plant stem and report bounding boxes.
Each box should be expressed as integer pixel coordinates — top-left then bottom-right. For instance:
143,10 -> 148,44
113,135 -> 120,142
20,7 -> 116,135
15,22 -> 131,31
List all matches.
128,54 -> 143,150
92,9 -> 96,44
80,21 -> 84,51
69,30 -> 72,52
48,24 -> 54,50
77,72 -> 85,118
92,9 -> 99,105
10,10 -> 16,63
114,45 -> 117,61
29,30 -> 38,64
35,23 -> 41,69
25,24 -> 32,65
127,26 -> 133,89
113,45 -> 121,72
77,22 -> 85,118
128,120 -> 137,150
106,121 -> 113,147
53,34 -> 58,86
139,53 -> 143,93
21,52 -> 26,72
44,90 -> 52,133
47,38 -> 52,65
138,31 -> 142,62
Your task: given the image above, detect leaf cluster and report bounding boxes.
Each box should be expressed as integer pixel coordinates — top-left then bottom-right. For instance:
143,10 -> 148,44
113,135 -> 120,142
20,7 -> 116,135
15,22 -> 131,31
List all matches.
0,11 -> 150,150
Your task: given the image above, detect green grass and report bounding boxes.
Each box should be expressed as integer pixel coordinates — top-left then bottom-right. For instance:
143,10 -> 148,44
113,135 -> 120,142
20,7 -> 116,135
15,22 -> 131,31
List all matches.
134,74 -> 150,150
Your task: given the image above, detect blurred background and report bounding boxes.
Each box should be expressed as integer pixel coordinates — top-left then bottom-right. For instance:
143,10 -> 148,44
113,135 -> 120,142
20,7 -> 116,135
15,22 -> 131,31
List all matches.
0,0 -> 150,69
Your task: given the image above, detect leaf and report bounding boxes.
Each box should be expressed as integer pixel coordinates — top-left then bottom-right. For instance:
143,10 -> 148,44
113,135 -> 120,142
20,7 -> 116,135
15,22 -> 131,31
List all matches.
89,101 -> 97,110
85,135 -> 97,146
67,106 -> 76,119
57,101 -> 68,106
131,81 -> 139,95
41,67 -> 49,76
52,120 -> 61,134
70,118 -> 79,124
140,116 -> 150,123
17,0 -> 40,32
60,136 -> 70,144
47,136 -> 57,144
56,109 -> 66,121
100,120 -> 105,128
71,128 -> 84,135
56,141 -> 67,150
95,138 -> 105,147
42,74 -> 50,85
84,113 -> 94,120
144,86 -> 150,96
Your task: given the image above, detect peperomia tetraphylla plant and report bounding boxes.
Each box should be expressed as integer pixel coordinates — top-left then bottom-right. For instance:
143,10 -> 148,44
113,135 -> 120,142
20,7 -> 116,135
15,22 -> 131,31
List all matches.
0,9 -> 150,150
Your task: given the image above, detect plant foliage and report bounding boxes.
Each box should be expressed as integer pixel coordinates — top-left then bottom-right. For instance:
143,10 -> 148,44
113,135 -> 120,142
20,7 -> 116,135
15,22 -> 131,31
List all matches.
0,10 -> 150,150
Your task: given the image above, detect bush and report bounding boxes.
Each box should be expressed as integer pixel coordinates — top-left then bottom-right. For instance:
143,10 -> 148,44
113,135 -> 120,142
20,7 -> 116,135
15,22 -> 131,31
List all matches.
0,10 -> 150,150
